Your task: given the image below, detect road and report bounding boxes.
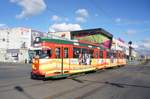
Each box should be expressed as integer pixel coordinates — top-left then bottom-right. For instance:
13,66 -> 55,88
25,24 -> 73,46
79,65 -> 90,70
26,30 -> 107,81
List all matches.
0,62 -> 150,99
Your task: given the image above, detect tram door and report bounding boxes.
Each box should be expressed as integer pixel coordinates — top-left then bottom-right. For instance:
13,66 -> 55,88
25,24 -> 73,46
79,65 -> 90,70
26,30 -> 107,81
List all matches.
103,51 -> 107,68
99,51 -> 106,66
116,51 -> 120,65
94,49 -> 99,67
55,46 -> 71,74
55,47 -> 63,74
62,47 -> 70,74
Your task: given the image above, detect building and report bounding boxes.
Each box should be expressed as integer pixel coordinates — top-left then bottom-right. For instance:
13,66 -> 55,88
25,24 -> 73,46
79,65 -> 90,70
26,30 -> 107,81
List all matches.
111,38 -> 140,61
0,27 -> 44,63
49,28 -> 113,49
111,38 -> 129,51
111,38 -> 129,57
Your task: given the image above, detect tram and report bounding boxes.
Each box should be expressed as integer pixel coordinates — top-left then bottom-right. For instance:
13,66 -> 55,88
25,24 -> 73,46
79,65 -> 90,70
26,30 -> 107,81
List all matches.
31,37 -> 126,79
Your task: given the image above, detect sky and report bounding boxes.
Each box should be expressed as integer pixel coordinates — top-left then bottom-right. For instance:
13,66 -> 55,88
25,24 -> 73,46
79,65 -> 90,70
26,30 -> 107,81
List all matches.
0,0 -> 150,55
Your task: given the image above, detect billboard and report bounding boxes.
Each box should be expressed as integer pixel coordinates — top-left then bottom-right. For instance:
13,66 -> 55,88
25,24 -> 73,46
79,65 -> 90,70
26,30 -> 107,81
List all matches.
71,28 -> 113,49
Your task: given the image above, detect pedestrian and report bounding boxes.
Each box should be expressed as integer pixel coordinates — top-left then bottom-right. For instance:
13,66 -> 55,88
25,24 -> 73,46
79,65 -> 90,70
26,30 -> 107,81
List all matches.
25,59 -> 27,63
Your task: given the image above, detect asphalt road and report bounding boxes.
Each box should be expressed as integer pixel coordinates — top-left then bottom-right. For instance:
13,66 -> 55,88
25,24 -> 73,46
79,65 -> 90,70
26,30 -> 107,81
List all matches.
0,62 -> 150,99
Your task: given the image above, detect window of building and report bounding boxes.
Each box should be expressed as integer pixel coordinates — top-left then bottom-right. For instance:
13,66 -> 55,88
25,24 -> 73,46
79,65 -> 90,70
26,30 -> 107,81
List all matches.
2,38 -> 5,42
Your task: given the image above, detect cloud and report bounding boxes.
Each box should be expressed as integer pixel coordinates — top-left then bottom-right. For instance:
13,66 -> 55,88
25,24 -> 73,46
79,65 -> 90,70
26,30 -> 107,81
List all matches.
75,9 -> 88,17
0,24 -> 6,27
75,9 -> 89,23
115,18 -> 150,25
64,17 -> 69,22
140,39 -> 150,49
95,14 -> 99,17
115,18 -> 121,23
125,20 -> 150,25
49,23 -> 82,32
51,15 -> 61,22
76,17 -> 86,23
139,28 -> 150,32
0,24 -> 8,29
132,44 -> 139,49
135,38 -> 150,55
124,28 -> 150,35
124,29 -> 137,35
10,0 -> 46,19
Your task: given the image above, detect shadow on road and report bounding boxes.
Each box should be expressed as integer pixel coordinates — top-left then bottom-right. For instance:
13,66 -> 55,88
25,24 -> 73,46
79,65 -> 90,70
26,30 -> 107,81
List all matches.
70,77 -> 150,89
14,86 -> 35,99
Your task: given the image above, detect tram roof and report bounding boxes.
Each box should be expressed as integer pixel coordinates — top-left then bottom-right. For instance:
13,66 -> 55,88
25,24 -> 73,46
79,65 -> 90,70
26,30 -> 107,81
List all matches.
40,37 -> 106,50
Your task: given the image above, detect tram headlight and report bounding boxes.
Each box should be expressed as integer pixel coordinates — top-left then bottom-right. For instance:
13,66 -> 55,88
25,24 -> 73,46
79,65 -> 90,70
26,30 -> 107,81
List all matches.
32,64 -> 36,70
35,60 -> 39,64
32,59 -> 38,64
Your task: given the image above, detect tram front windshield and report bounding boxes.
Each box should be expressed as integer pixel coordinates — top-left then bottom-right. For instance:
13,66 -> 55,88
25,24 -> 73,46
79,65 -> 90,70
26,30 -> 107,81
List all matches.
35,49 -> 52,59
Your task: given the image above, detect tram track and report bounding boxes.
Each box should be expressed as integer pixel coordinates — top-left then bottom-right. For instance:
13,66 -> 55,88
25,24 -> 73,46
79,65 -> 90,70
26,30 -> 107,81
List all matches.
0,66 -> 124,94
44,67 -> 128,99
0,64 -> 146,97
0,76 -> 33,88
0,76 -> 54,93
0,65 -> 121,89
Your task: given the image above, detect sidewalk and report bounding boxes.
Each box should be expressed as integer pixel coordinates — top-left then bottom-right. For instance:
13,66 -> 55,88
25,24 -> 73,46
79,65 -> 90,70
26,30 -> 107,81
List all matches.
0,62 -> 31,66
127,60 -> 146,65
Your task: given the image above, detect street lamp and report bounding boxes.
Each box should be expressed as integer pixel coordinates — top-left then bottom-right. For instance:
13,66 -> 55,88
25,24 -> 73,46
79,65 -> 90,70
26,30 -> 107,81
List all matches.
128,41 -> 132,61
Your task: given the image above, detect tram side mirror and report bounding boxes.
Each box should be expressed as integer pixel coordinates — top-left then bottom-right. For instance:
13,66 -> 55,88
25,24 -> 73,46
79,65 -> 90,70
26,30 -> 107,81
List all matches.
34,37 -> 41,43
35,55 -> 40,59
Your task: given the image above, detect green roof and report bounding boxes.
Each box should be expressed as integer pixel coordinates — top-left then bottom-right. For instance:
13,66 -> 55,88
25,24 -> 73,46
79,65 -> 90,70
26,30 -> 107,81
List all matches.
41,38 -> 74,45
40,37 -> 106,50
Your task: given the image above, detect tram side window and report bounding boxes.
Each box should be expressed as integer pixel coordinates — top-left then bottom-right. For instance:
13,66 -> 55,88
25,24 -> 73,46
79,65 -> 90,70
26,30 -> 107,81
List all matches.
89,50 -> 94,58
121,53 -> 124,59
81,48 -> 92,65
124,54 -> 127,59
100,51 -> 103,58
64,48 -> 68,58
47,49 -> 52,58
73,47 -> 81,58
119,53 -> 121,58
56,48 -> 60,58
116,52 -> 119,58
35,50 -> 40,56
107,52 -> 110,58
120,53 -> 122,59
109,52 -> 112,57
123,53 -> 125,59
95,52 -> 98,58
113,53 -> 116,58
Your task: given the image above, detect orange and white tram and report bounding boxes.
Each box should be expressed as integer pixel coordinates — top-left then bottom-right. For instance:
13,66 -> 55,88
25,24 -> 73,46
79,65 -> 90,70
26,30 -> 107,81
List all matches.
31,37 -> 126,79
